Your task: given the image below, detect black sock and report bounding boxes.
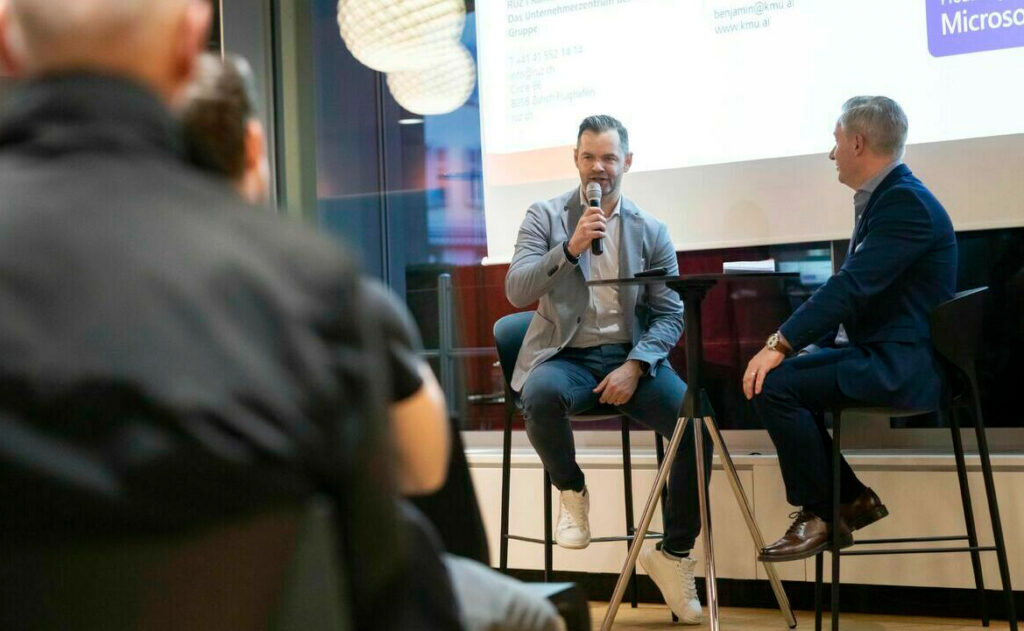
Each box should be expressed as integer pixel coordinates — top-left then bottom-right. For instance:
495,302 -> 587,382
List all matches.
658,543 -> 690,558
805,502 -> 834,522
562,479 -> 586,493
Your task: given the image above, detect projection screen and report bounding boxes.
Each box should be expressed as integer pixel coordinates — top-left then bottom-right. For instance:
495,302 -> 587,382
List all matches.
476,0 -> 1024,263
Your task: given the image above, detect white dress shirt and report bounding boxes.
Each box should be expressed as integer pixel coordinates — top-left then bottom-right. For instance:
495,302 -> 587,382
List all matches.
569,193 -> 632,348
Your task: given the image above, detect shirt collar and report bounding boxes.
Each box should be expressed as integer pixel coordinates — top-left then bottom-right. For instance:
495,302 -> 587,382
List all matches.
857,160 -> 902,196
853,160 -> 901,217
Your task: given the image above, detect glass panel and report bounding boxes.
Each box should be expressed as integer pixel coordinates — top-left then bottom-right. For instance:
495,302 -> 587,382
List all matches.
208,0 -> 221,51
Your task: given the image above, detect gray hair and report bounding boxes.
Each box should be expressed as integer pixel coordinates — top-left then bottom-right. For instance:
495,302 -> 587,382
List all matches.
837,96 -> 908,159
577,114 -> 629,154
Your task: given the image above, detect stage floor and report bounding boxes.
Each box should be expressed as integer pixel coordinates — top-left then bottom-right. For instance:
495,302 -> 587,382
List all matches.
590,603 -> 1012,630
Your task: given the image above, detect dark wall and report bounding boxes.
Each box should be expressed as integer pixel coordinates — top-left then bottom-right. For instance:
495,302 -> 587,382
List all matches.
957,227 -> 1024,428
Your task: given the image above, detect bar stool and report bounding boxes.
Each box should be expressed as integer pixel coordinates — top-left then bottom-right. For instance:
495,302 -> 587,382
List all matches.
815,287 -> 1017,631
493,311 -> 668,609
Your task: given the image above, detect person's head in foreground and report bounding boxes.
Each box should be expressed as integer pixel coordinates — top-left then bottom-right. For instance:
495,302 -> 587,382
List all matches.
0,0 -> 211,101
0,1 -> 415,628
829,95 -> 908,190
180,52 -> 269,204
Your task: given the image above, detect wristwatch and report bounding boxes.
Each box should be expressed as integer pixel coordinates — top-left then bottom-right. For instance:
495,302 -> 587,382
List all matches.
765,331 -> 791,355
562,240 -> 579,265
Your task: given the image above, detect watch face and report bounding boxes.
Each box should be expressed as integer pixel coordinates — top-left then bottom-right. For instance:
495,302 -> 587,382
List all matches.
766,333 -> 778,349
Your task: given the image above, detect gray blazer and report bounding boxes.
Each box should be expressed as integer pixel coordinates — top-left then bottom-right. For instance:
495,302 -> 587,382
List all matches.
505,188 -> 683,391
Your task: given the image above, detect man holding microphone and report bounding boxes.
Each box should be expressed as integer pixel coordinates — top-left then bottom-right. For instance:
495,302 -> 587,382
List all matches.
505,114 -> 710,624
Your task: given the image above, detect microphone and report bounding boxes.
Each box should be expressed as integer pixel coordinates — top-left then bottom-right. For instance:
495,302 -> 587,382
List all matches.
586,181 -> 603,255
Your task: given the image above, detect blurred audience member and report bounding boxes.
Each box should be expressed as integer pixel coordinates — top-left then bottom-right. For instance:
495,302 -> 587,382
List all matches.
0,1 -> 454,629
181,49 -> 491,561
178,54 -> 564,631
180,52 -> 268,205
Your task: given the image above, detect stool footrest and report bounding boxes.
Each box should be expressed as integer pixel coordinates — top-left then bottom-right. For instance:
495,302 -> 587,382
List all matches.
590,534 -> 662,543
840,545 -> 997,557
504,533 -> 662,545
854,535 -> 968,545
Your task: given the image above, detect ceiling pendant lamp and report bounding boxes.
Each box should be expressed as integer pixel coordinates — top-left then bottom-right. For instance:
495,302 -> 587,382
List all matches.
337,0 -> 476,115
337,0 -> 466,72
386,43 -> 475,115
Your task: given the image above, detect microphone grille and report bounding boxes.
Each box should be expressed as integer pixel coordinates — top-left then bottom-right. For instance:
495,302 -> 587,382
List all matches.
585,182 -> 602,201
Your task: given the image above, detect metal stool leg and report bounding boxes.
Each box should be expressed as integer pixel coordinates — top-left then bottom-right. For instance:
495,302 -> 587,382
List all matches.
705,418 -> 796,627
949,405 -> 989,625
600,416 -> 690,631
968,381 -> 1018,631
621,420 -> 639,608
695,417 -> 719,631
653,433 -> 677,623
499,399 -> 513,572
830,410 -> 842,631
543,470 -> 553,583
655,434 -> 669,524
815,552 -> 824,631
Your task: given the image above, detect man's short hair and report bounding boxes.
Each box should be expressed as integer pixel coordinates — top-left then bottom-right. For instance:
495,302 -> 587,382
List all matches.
838,96 -> 908,159
577,114 -> 629,154
181,53 -> 257,179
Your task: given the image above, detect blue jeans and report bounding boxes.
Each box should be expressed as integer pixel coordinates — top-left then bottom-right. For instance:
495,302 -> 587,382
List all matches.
519,344 -> 711,553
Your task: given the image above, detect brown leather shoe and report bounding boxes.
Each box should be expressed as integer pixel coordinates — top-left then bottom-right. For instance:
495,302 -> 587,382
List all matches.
840,487 -> 888,531
758,510 -> 853,562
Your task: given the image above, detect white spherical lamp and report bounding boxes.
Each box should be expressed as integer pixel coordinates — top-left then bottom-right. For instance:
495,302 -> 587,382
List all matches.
386,43 -> 476,115
337,0 -> 466,72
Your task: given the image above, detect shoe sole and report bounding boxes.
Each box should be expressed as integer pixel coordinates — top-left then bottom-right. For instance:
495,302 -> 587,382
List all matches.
847,505 -> 889,532
555,539 -> 590,550
638,550 -> 702,624
758,533 -> 854,563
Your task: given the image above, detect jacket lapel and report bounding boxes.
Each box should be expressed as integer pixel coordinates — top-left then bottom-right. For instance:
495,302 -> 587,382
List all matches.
618,198 -> 643,316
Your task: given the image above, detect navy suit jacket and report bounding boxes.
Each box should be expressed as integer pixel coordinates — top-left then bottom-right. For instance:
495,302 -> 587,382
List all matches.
779,164 -> 957,409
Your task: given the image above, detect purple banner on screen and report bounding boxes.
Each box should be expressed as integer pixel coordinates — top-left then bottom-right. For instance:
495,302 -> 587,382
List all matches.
927,0 -> 1024,57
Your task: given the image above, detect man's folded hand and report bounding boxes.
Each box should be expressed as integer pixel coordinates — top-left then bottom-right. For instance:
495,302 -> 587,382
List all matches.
594,360 -> 644,406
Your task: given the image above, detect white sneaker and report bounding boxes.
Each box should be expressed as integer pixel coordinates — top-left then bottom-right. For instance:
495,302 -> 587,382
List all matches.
554,487 -> 590,549
639,547 -> 702,624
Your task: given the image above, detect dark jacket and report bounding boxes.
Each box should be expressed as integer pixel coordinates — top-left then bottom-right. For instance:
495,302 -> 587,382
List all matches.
0,75 -> 450,629
779,164 -> 957,409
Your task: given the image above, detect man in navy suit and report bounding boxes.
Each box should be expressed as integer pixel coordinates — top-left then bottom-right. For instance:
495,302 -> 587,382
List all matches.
744,96 -> 957,561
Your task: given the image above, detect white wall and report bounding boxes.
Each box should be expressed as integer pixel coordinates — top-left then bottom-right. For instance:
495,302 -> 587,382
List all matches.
466,442 -> 1024,590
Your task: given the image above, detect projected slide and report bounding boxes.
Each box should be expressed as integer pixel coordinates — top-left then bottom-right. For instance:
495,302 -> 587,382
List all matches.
476,0 -> 1024,262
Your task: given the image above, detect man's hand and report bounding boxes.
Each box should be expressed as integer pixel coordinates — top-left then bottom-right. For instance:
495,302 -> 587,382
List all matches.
594,360 -> 643,406
567,206 -> 606,257
743,347 -> 785,399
